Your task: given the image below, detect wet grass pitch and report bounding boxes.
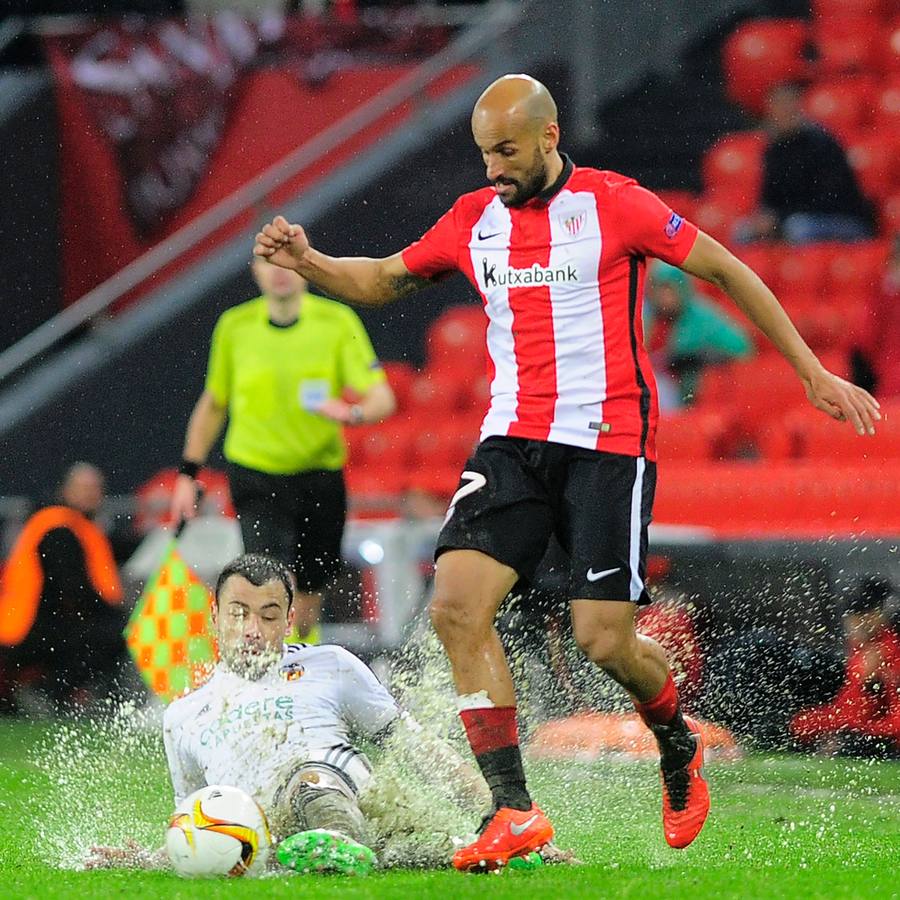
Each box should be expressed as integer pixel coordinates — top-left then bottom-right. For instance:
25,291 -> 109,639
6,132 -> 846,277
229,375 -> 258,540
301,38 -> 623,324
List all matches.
0,720 -> 897,898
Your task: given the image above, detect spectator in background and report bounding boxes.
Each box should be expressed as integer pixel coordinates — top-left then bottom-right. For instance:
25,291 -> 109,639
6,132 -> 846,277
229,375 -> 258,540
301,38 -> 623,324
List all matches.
0,463 -> 127,715
736,82 -> 875,244
791,578 -> 900,758
852,233 -> 900,400
644,260 -> 753,409
170,257 -> 395,645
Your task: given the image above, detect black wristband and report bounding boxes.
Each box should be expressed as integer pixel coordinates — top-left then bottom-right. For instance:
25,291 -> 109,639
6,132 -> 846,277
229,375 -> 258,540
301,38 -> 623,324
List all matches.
178,459 -> 201,479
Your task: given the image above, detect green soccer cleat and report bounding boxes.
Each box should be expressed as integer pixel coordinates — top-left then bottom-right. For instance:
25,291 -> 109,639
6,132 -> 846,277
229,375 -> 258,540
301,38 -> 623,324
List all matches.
276,829 -> 376,876
506,851 -> 544,871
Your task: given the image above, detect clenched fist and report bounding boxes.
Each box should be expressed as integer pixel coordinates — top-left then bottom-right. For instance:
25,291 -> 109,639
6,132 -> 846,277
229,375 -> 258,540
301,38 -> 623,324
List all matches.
253,215 -> 310,271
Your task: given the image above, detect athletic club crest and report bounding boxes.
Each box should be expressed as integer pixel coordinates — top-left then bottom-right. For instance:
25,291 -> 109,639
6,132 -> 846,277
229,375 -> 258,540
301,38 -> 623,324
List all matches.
561,211 -> 586,237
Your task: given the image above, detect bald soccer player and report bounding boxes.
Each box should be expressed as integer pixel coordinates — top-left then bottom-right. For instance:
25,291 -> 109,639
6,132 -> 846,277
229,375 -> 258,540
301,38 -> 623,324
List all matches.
252,75 -> 881,870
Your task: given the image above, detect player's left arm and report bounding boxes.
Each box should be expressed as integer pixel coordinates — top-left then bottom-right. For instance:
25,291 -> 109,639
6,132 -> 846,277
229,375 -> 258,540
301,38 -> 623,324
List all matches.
336,650 -> 490,807
376,711 -> 492,808
680,231 -> 881,436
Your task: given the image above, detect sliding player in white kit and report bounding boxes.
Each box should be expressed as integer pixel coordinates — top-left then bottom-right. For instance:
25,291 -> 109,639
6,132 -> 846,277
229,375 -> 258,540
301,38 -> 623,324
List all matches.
87,553 -> 488,875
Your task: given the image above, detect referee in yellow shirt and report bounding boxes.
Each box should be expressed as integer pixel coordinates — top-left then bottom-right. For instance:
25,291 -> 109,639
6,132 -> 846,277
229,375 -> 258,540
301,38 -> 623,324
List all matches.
171,258 -> 396,642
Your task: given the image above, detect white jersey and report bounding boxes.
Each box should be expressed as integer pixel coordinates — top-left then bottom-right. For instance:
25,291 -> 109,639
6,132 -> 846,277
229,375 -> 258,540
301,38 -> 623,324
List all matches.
162,643 -> 399,811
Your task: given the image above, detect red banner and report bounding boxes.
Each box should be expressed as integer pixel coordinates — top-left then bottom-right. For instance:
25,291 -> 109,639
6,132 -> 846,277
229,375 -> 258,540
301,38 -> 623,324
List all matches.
45,13 -> 452,303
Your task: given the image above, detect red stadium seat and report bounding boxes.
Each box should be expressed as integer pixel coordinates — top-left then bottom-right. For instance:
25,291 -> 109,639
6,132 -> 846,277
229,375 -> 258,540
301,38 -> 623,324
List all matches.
734,245 -> 776,289
779,293 -> 866,351
798,408 -> 900,461
462,370 -> 492,412
812,16 -> 881,75
381,361 -> 417,412
701,131 -> 766,213
823,241 -> 889,298
846,134 -> 900,201
350,421 -> 414,471
880,191 -> 900,232
783,405 -> 900,465
409,417 -> 481,470
343,421 -> 368,468
426,304 -> 487,372
722,19 -> 810,117
655,410 -> 730,462
769,243 -> 832,297
803,78 -> 877,141
810,348 -> 851,380
655,461 -> 900,537
134,467 -> 235,533
874,78 -> 900,133
877,17 -> 900,74
345,467 -> 405,520
407,368 -> 469,416
405,466 -> 462,503
693,196 -> 739,244
694,358 -> 823,456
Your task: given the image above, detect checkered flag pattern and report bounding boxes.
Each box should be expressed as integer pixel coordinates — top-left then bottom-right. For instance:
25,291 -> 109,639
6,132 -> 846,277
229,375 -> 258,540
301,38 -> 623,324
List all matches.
124,540 -> 217,702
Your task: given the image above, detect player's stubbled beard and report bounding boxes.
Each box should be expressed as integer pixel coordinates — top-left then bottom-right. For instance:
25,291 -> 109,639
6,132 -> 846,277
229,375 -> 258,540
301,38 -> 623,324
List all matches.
493,146 -> 548,207
222,637 -> 281,680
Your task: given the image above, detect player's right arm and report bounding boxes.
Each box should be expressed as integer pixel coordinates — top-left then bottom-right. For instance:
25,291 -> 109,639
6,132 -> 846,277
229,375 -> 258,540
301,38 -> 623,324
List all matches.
163,702 -> 206,807
83,708 -> 199,870
84,839 -> 168,871
253,216 -> 436,306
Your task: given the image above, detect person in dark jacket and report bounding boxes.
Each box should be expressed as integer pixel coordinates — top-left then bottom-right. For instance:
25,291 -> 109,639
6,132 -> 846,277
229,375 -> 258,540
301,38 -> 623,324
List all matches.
0,463 -> 127,714
737,82 -> 875,244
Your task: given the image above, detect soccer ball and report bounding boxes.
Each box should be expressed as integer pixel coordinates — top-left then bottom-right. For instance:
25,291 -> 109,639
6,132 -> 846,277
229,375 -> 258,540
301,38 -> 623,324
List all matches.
166,785 -> 272,878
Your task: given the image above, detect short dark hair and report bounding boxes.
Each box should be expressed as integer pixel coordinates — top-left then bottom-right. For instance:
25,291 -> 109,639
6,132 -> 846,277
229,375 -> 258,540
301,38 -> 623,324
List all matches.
215,554 -> 294,608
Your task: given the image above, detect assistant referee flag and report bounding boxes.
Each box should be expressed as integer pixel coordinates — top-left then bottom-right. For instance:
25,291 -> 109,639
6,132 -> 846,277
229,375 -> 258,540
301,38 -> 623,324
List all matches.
124,541 -> 217,702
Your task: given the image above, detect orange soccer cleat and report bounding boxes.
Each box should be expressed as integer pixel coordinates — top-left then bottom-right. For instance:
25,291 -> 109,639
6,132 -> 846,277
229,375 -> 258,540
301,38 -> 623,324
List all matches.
452,804 -> 554,872
661,715 -> 710,849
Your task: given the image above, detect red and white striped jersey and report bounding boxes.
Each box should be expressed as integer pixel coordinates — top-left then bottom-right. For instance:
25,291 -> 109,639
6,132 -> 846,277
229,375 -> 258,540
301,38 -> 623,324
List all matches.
401,157 -> 699,461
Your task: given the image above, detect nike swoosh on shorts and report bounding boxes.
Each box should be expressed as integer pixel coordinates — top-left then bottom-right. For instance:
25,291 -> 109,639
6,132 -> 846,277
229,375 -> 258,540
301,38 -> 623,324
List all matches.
586,566 -> 621,582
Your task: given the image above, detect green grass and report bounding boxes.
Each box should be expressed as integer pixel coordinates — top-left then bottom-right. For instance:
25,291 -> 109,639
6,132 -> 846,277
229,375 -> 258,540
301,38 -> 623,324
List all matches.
0,720 -> 897,899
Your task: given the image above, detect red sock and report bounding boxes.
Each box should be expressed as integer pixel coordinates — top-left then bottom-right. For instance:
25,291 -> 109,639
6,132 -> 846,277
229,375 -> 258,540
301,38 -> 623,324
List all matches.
635,672 -> 679,726
459,706 -> 519,755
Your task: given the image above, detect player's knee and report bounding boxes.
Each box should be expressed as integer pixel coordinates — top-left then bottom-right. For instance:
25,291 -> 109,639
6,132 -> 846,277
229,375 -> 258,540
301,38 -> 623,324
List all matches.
429,590 -> 469,640
429,588 -> 489,643
574,621 -> 634,672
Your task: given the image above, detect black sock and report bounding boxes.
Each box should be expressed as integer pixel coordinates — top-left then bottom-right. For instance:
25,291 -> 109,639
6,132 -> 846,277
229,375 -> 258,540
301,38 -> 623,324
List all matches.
650,709 -> 695,769
474,745 -> 532,812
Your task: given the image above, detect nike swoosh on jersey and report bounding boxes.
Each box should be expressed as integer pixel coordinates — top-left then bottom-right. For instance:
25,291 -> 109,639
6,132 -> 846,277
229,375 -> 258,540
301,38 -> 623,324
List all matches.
478,230 -> 503,240
586,566 -> 621,582
509,814 -> 539,836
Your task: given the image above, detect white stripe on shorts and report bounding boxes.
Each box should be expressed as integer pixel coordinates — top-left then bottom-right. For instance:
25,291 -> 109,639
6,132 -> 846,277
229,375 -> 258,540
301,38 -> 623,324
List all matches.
629,458 -> 646,602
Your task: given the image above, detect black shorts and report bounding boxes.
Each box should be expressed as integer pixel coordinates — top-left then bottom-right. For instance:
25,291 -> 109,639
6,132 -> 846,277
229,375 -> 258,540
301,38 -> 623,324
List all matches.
227,462 -> 346,594
435,436 -> 657,604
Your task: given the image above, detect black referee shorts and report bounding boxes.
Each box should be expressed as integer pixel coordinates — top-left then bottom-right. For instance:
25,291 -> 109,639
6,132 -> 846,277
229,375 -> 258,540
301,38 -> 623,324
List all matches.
435,436 -> 656,604
227,462 -> 346,595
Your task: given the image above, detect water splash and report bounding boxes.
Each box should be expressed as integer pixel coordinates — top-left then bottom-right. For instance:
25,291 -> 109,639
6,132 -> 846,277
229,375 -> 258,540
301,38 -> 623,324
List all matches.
25,699 -> 168,870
